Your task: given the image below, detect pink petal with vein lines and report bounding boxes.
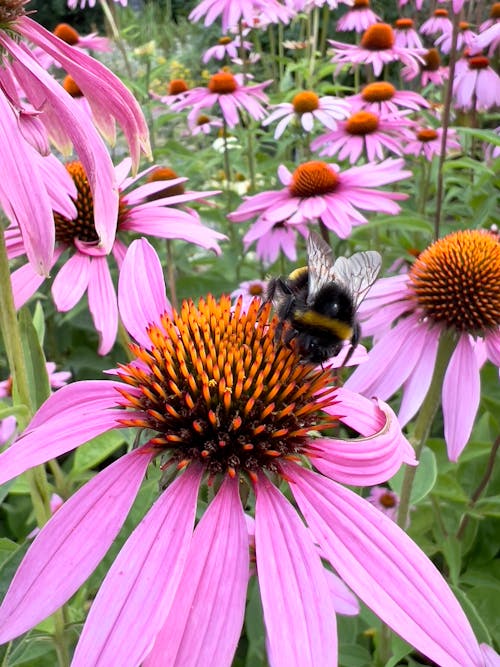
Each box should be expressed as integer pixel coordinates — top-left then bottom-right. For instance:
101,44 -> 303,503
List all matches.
144,477 -> 248,667
288,465 -> 484,667
72,467 -> 201,667
88,256 -> 118,355
0,448 -> 152,643
51,252 -> 91,312
255,476 -> 337,667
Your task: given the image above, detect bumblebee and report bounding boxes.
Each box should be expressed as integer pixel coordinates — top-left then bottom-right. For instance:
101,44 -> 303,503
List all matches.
265,232 -> 382,364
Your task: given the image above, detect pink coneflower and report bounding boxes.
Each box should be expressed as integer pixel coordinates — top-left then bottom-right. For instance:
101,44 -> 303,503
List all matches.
0,4 -> 149,275
399,0 -> 424,10
0,237 -> 487,667
470,22 -> 500,56
202,35 -> 252,63
336,0 -> 381,33
262,90 -> 350,139
367,486 -> 400,522
348,81 -> 429,115
311,110 -> 414,163
480,2 -> 500,30
189,0 -> 291,32
346,230 -> 500,461
230,279 -> 268,310
187,112 -> 223,136
33,23 -> 111,69
438,0 -> 466,15
330,23 -> 425,78
8,159 -> 224,355
171,71 -> 270,128
393,18 -> 423,48
404,126 -> 461,160
402,47 -> 448,86
435,21 -> 477,54
244,218 -> 309,265
453,54 -> 500,111
420,8 -> 452,37
229,159 -> 410,239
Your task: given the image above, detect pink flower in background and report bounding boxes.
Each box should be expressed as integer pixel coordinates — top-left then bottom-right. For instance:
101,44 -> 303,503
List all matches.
189,0 -> 291,32
0,7 -> 149,275
202,35 -> 252,63
336,0 -> 381,33
7,159 -> 224,355
420,8 -> 452,36
404,126 -> 461,160
346,230 -> 500,461
438,0 -> 466,15
348,81 -> 429,115
310,110 -> 414,163
393,18 -> 423,48
399,0 -> 424,9
367,486 -> 400,522
243,218 -> 309,266
171,71 -> 270,128
470,22 -> 500,56
453,54 -> 500,111
435,21 -> 477,54
330,23 -> 425,77
402,47 -> 448,86
0,237 -> 488,667
230,279 -> 268,310
262,90 -> 350,139
229,159 -> 410,239
187,112 -> 223,136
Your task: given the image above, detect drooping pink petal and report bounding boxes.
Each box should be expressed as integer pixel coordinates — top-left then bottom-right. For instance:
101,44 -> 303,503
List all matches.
0,447 -> 153,643
71,466 -> 202,667
144,476 -> 248,667
118,238 -> 171,347
254,475 -> 337,667
443,334 -> 481,461
310,398 -> 415,486
325,571 -> 359,616
10,260 -> 50,310
287,464 -> 484,667
0,381 -> 125,486
87,256 -> 118,355
51,252 -> 91,311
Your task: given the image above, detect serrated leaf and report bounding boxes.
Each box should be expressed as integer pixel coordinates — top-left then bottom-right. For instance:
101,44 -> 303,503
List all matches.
389,447 -> 437,504
71,430 -> 127,474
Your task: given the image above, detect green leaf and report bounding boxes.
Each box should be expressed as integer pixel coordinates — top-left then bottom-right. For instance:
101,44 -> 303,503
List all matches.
474,496 -> 500,518
451,585 -> 494,645
338,644 -> 371,667
17,308 -> 50,413
349,214 -> 433,236
456,127 -> 500,146
31,302 -> 46,347
389,447 -> 437,504
385,635 -> 412,667
71,430 -> 127,474
0,405 -> 29,422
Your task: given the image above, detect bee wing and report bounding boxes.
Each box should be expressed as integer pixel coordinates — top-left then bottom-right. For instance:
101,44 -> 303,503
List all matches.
332,251 -> 382,308
306,232 -> 337,304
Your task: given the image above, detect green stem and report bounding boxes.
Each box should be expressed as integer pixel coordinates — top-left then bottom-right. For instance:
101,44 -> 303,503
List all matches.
307,7 -> 320,88
99,0 -> 133,80
318,4 -> 329,57
396,330 -> 457,529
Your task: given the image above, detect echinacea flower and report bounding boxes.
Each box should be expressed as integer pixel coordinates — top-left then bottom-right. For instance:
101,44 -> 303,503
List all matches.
347,81 -> 429,115
0,3 -> 149,275
33,23 -> 111,70
228,159 -> 410,239
188,0 -> 291,32
262,90 -> 350,139
420,8 -> 452,37
480,2 -> 500,31
171,71 -> 270,128
470,22 -> 500,56
0,237 -> 488,667
453,54 -> 500,111
393,18 -> 424,48
8,158 -> 224,355
336,0 -> 381,33
202,35 -> 252,63
187,112 -> 223,136
244,218 -> 310,265
367,486 -> 400,521
329,23 -> 425,78
310,110 -> 414,163
435,21 -> 477,54
346,230 -> 500,461
404,126 -> 461,160
230,279 -> 268,309
403,47 -> 448,86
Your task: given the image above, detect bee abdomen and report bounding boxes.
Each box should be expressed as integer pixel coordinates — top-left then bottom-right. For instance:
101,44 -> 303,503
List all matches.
293,310 -> 353,340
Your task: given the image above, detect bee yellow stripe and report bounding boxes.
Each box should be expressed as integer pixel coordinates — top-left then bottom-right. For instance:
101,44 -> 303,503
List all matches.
294,311 -> 353,340
288,266 -> 308,281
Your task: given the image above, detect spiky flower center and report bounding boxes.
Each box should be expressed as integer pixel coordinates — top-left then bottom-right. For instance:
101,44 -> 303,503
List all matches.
361,23 -> 395,50
208,72 -> 238,94
422,48 -> 440,71
168,79 -> 188,95
459,21 -> 470,31
362,82 -> 396,102
62,75 -> 82,98
53,23 -> 80,45
146,167 -> 185,198
434,8 -> 448,17
416,128 -> 438,142
492,3 -> 500,19
218,36 -> 233,45
395,18 -> 414,29
249,283 -> 264,296
346,111 -> 379,135
379,490 -> 397,508
292,91 -> 320,114
468,56 -> 490,70
0,0 -> 25,25
289,162 -> 339,197
117,297 -> 337,479
196,114 -> 210,125
409,230 -> 500,332
353,0 -> 370,8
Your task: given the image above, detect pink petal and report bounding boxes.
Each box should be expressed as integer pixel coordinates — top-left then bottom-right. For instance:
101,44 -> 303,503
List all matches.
443,334 -> 480,461
51,252 -> 91,311
144,477 -> 248,667
87,256 -> 118,355
11,260 -> 49,310
71,467 -> 202,667
287,465 -> 484,667
0,448 -> 152,643
325,571 -> 359,616
118,238 -> 171,347
254,475 -> 337,667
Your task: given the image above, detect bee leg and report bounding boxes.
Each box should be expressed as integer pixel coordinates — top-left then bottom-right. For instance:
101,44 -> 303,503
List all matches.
342,322 -> 360,366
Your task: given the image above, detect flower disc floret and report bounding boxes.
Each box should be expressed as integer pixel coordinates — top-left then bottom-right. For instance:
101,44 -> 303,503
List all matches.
468,55 -> 490,70
423,48 -> 441,71
208,72 -> 238,94
289,162 -> 339,197
62,74 -> 83,98
416,128 -> 438,142
409,230 -> 500,332
395,18 -> 414,29
345,111 -> 379,135
53,23 -> 79,45
434,8 -> 449,17
54,162 -> 98,244
361,82 -> 396,102
353,0 -> 370,7
0,0 -> 25,26
116,296 -> 337,479
360,23 -> 395,50
168,79 -> 189,95
492,2 -> 500,18
146,167 -> 185,197
292,91 -> 320,114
